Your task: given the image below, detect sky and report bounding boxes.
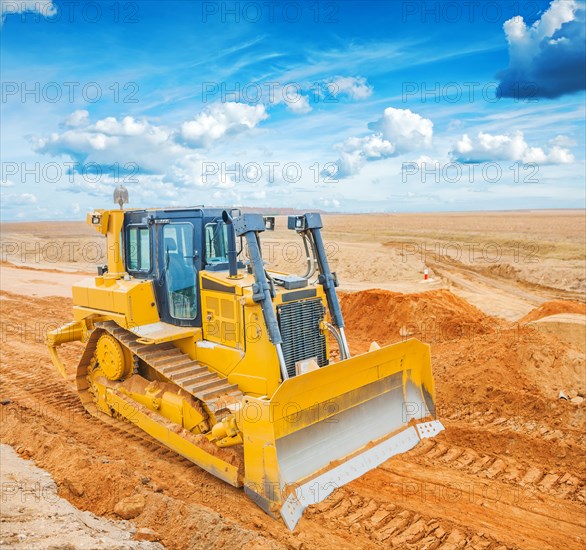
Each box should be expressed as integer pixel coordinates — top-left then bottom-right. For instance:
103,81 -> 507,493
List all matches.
0,0 -> 585,219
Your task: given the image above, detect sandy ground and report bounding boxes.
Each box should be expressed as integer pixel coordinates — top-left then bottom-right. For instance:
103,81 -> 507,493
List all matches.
0,444 -> 163,549
2,210 -> 584,318
0,210 -> 584,549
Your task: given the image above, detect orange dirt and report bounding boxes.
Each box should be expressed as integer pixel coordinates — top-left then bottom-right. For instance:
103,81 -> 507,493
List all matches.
1,283 -> 585,549
519,300 -> 586,324
339,288 -> 504,353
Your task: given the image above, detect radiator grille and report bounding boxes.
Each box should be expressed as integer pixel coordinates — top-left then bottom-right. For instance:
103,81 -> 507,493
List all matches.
277,298 -> 327,378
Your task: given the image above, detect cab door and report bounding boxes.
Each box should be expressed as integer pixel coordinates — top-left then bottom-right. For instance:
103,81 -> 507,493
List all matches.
156,218 -> 202,327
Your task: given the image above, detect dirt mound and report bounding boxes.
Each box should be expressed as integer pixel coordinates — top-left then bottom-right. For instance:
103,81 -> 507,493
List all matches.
526,313 -> 586,354
520,300 -> 586,323
434,325 -> 585,406
339,288 -> 501,352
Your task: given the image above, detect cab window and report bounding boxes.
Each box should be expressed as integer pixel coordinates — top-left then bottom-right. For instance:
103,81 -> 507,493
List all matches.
127,226 -> 150,272
205,222 -> 229,263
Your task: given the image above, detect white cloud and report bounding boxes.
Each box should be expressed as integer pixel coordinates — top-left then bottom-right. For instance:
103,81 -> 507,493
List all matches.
286,94 -> 312,114
335,135 -> 394,177
261,76 -> 372,115
180,102 -> 267,147
255,84 -> 313,114
1,192 -> 37,205
342,135 -> 395,159
451,130 -> 574,164
549,134 -> 577,147
333,107 -> 434,177
1,0 -> 56,22
94,116 -> 152,136
1,179 -> 15,187
368,107 -> 433,151
65,110 -> 90,128
35,129 -> 117,155
63,172 -> 181,204
30,108 -> 274,202
31,105 -> 269,187
324,76 -> 373,100
498,0 -> 585,98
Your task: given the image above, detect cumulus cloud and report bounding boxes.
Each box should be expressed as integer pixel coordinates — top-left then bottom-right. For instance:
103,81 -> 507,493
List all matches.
368,107 -> 433,150
451,131 -> 574,164
32,103 -> 268,187
180,102 -> 267,147
64,110 -> 90,128
31,109 -> 267,201
263,84 -> 314,114
404,155 -> 444,170
335,135 -> 395,178
32,114 -> 175,173
286,94 -> 312,114
1,0 -> 56,23
94,116 -> 153,136
497,0 -> 586,98
1,179 -> 15,187
323,76 -> 373,100
333,107 -> 433,177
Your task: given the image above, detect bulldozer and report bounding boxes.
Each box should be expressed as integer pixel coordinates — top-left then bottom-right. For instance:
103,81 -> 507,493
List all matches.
47,188 -> 443,529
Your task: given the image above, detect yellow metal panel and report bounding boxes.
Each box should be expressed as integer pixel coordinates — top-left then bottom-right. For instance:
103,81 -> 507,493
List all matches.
200,271 -> 251,295
87,210 -> 124,274
202,289 -> 242,349
105,390 -> 241,487
268,339 -> 433,438
221,299 -> 235,319
224,301 -> 281,396
195,340 -> 244,376
73,306 -> 127,326
241,396 -> 281,507
71,277 -> 159,327
126,322 -> 196,344
173,328 -> 201,360
272,284 -> 327,306
71,284 -> 89,307
196,297 -> 281,397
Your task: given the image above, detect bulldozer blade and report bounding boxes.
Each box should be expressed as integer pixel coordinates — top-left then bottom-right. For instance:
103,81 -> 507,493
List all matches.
240,338 -> 443,530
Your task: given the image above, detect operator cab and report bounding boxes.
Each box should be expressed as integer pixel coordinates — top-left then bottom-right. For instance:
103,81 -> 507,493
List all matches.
123,207 -> 241,328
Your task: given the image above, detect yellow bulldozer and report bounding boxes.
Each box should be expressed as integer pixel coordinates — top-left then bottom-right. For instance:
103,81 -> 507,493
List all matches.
47,189 -> 443,529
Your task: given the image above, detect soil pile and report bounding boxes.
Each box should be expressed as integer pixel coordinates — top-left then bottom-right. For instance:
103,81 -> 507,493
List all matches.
520,300 -> 586,323
339,288 -> 502,352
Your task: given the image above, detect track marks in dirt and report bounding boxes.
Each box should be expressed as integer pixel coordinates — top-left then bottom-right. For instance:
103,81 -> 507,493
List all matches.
306,485 -> 509,549
406,437 -> 585,503
364,461 -> 585,550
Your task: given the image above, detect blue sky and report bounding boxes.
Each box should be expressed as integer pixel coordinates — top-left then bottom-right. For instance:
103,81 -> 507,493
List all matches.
1,0 -> 585,219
